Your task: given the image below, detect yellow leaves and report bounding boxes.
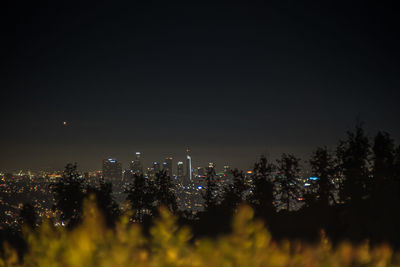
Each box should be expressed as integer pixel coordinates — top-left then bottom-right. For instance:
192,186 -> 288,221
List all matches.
150,206 -> 193,267
0,243 -> 19,267
2,202 -> 400,267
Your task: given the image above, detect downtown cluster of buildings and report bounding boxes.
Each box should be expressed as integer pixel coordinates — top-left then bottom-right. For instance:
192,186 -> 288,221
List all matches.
102,149 -> 234,210
102,149 -> 233,188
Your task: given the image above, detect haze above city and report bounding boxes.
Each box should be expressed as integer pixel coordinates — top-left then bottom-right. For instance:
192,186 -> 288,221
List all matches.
1,1 -> 399,171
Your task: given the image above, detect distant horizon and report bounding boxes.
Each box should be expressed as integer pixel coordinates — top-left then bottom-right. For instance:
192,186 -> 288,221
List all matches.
2,121 -> 399,173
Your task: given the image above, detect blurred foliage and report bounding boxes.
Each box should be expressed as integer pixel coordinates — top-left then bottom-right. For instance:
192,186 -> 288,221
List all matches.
1,196 -> 399,267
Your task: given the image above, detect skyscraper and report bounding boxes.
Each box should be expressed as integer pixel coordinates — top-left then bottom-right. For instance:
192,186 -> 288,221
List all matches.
197,167 -> 205,176
177,161 -> 184,178
185,148 -> 192,184
223,165 -> 232,183
153,161 -> 160,173
102,158 -> 122,183
163,157 -> 173,177
129,152 -> 143,174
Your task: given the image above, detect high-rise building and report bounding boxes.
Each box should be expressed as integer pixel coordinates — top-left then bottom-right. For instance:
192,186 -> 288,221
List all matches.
153,161 -> 160,173
197,167 -> 205,176
102,158 -> 122,183
129,152 -> 143,174
163,157 -> 173,177
185,148 -> 192,184
177,161 -> 184,178
223,165 -> 232,183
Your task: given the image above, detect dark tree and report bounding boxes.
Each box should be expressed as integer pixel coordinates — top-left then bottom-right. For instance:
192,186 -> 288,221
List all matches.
308,147 -> 337,208
249,156 -> 275,217
153,170 -> 178,213
18,204 -> 37,229
336,124 -> 371,204
372,132 -> 395,188
276,154 -> 301,211
220,169 -> 249,212
394,145 -> 400,198
125,173 -> 155,221
366,131 -> 400,242
87,179 -> 120,228
51,163 -> 85,227
394,145 -> 400,180
203,166 -> 218,211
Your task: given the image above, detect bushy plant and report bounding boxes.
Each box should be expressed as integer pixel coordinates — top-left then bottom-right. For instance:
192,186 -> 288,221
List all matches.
1,197 -> 398,267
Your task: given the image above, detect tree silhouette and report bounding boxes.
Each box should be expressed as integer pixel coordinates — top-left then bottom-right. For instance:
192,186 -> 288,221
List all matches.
18,204 -> 37,229
220,169 -> 248,212
372,132 -> 395,189
249,156 -> 275,217
394,145 -> 400,179
308,147 -> 337,208
153,170 -> 178,213
276,154 -> 301,211
51,163 -> 85,227
203,166 -> 218,211
394,145 -> 400,203
87,179 -> 120,228
125,173 -> 155,221
366,131 -> 400,242
336,124 -> 371,205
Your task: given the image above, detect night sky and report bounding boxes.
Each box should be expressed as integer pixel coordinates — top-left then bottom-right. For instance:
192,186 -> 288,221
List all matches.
1,0 -> 399,171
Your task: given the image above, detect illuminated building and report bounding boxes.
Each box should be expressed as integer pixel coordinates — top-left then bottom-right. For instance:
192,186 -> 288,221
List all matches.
129,152 -> 143,174
223,165 -> 232,183
153,161 -> 160,173
197,167 -> 205,176
185,148 -> 192,184
162,157 -> 173,177
223,165 -> 230,173
177,161 -> 184,178
102,158 -> 122,183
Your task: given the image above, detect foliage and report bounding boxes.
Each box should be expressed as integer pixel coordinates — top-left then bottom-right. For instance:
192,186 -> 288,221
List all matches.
308,147 -> 337,208
153,170 -> 178,214
249,155 -> 275,218
372,132 -> 395,188
1,198 -> 399,267
276,154 -> 301,211
18,204 -> 37,230
86,180 -> 120,228
202,166 -> 218,211
336,124 -> 371,204
51,164 -> 120,228
125,173 -> 156,221
51,163 -> 85,227
220,169 -> 249,212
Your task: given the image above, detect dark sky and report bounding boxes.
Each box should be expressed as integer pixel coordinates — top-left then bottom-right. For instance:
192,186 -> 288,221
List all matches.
1,0 -> 399,171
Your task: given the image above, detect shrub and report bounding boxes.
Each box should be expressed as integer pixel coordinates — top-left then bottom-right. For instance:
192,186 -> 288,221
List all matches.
1,197 -> 398,267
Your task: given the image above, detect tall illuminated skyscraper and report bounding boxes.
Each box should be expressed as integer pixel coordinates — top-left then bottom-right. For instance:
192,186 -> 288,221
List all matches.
185,148 -> 192,184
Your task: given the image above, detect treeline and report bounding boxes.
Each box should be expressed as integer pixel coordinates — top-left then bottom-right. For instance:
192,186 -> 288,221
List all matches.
193,124 -> 400,245
1,123 -> 400,260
